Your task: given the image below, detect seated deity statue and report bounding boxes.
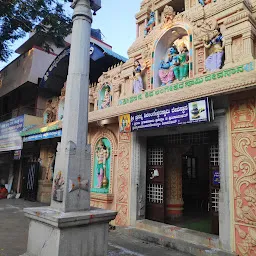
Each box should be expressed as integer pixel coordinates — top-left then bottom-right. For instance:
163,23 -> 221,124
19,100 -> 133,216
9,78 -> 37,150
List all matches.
203,28 -> 224,72
100,88 -> 111,109
95,140 -> 110,188
158,45 -> 180,86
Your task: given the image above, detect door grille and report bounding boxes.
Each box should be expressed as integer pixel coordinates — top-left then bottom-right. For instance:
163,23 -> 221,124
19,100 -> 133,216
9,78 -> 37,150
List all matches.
147,184 -> 164,204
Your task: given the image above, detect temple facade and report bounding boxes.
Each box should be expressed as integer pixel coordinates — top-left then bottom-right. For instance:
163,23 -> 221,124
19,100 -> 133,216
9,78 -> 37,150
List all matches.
21,0 -> 256,255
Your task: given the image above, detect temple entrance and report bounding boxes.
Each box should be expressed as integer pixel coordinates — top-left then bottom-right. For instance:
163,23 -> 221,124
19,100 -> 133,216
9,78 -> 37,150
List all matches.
146,130 -> 219,235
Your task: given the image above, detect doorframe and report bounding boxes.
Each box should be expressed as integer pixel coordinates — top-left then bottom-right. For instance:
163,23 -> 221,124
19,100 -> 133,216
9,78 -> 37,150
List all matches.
130,111 -> 232,252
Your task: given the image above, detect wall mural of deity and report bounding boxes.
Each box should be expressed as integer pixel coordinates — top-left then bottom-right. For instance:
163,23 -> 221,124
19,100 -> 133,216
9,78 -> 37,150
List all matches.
203,28 -> 225,72
98,84 -> 112,109
91,138 -> 111,194
158,36 -> 190,87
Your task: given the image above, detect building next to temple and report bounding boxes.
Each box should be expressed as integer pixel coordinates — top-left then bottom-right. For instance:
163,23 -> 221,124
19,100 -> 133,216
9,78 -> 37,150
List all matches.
0,28 -> 125,200
18,0 -> 256,255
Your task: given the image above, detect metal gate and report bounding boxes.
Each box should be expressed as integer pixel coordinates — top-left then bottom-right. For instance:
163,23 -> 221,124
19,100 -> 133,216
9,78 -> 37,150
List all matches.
23,160 -> 40,201
209,145 -> 220,235
146,147 -> 165,222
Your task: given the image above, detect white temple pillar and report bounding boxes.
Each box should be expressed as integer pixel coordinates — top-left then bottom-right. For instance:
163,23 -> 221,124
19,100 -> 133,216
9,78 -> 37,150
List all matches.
21,1 -> 116,256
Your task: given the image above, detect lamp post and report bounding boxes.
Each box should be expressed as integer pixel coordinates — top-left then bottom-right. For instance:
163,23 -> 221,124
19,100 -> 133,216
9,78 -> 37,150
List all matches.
21,1 -> 117,255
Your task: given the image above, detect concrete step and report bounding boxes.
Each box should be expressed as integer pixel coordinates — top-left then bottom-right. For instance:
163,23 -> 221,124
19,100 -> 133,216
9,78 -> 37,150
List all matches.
136,219 -> 220,249
117,221 -> 237,256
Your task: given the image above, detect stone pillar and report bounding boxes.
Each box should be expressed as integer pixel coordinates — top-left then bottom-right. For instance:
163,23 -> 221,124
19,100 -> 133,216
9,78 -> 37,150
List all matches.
136,23 -> 139,38
224,37 -> 232,67
155,9 -> 159,25
242,32 -> 254,61
21,1 -> 116,256
166,147 -> 186,219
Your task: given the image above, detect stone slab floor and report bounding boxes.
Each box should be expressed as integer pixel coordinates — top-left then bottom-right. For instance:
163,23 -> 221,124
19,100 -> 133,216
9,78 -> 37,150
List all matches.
0,199 -> 189,256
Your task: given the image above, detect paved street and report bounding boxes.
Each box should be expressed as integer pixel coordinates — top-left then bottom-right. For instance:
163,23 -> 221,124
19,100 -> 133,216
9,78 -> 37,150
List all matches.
0,199 -> 188,256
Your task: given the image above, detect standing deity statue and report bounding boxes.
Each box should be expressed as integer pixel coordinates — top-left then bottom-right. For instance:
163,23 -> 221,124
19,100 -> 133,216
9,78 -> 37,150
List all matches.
100,87 -> 111,109
95,139 -> 110,189
158,45 -> 180,86
133,60 -> 146,94
178,45 -> 189,80
203,28 -> 225,72
144,12 -> 155,36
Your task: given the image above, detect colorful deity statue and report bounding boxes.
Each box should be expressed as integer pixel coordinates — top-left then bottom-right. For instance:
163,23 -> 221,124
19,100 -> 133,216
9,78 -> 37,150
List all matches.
203,28 -> 225,72
178,45 -> 189,80
95,139 -> 110,189
133,60 -> 146,94
100,87 -> 111,109
198,0 -> 216,6
144,12 -> 155,36
158,45 -> 179,86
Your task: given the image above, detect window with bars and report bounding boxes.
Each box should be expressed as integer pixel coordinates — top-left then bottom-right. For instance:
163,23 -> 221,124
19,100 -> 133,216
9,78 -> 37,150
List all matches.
210,145 -> 219,166
148,148 -> 164,166
211,189 -> 219,212
147,184 -> 163,204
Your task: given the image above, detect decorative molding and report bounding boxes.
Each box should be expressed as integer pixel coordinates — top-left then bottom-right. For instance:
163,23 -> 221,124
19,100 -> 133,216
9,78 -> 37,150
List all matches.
230,94 -> 256,255
89,62 -> 256,123
115,132 -> 131,226
91,192 -> 114,203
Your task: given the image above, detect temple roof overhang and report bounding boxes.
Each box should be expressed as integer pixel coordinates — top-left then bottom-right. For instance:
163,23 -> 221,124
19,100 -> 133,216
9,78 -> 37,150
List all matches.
39,43 -> 127,94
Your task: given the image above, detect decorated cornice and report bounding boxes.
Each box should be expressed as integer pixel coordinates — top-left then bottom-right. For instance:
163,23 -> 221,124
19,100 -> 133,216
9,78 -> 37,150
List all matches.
88,61 -> 256,123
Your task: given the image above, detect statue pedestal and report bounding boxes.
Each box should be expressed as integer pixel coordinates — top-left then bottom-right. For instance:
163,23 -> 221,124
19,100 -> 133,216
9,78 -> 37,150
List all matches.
21,207 -> 116,256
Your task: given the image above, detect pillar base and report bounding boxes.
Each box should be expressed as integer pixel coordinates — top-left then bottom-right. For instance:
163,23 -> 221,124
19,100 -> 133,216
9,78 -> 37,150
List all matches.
20,206 -> 117,256
167,201 -> 184,219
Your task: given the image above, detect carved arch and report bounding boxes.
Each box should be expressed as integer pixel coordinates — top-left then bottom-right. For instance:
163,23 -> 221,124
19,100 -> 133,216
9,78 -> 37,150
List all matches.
152,23 -> 193,88
91,128 -> 118,194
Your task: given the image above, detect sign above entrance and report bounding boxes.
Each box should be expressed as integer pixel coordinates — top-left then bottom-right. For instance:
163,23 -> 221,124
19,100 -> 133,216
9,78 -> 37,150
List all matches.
120,98 -> 211,132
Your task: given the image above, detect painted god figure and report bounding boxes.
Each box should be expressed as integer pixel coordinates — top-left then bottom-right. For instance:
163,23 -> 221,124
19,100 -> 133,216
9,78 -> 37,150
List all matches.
95,139 -> 110,189
100,87 -> 111,109
133,60 -> 145,94
178,45 -> 189,80
203,29 -> 225,72
198,0 -> 216,6
144,12 -> 155,36
158,45 -> 179,86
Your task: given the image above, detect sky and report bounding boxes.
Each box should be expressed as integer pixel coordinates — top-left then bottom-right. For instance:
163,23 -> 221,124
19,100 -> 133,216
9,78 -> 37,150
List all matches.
0,0 -> 141,70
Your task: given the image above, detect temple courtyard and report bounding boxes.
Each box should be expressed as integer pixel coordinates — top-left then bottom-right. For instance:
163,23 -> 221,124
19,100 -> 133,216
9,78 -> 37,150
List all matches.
0,199 -> 189,256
